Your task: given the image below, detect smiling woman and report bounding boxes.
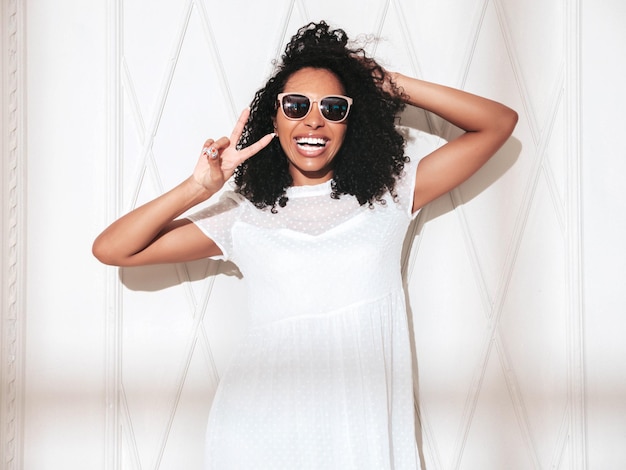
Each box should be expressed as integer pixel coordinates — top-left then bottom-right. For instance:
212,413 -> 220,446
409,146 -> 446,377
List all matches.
92,20 -> 517,469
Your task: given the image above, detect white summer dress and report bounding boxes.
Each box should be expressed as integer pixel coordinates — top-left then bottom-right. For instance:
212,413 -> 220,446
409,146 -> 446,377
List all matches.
189,141 -> 435,469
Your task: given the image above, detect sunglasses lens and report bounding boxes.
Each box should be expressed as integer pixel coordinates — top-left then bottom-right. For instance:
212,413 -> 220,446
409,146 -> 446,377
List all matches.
320,97 -> 350,122
281,94 -> 310,119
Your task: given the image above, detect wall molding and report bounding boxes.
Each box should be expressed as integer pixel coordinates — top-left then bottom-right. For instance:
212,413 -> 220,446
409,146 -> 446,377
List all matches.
565,0 -> 586,467
104,0 -> 123,467
1,0 -> 26,468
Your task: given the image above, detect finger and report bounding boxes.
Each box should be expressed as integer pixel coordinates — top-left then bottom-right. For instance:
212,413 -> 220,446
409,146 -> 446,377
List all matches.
200,139 -> 215,154
229,108 -> 251,145
212,136 -> 231,152
221,133 -> 276,172
206,146 -> 222,167
202,146 -> 220,160
202,137 -> 230,159
205,141 -> 226,185
201,139 -> 218,161
237,132 -> 276,162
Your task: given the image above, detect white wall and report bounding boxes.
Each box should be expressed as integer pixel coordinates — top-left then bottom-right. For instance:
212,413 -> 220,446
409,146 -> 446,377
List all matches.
0,0 -> 623,469
21,1 -> 108,468
582,0 -> 626,467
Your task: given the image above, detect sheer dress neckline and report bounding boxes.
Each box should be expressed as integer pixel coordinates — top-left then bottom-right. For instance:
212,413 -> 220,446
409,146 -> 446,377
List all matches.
285,179 -> 333,198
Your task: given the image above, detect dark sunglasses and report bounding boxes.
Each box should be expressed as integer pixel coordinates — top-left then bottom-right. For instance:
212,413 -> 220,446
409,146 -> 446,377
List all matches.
277,93 -> 353,123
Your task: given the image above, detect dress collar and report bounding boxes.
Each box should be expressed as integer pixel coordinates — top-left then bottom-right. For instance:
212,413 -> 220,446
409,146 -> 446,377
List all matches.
285,179 -> 333,198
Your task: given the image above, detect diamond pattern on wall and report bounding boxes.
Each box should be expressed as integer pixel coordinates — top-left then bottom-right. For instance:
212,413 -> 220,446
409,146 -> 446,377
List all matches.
109,0 -> 578,468
498,0 -> 565,137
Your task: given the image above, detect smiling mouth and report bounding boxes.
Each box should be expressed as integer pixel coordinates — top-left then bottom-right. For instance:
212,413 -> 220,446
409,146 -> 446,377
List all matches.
295,136 -> 328,150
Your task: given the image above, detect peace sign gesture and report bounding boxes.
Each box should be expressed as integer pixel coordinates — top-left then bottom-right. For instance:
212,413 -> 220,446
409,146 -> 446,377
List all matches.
193,108 -> 275,194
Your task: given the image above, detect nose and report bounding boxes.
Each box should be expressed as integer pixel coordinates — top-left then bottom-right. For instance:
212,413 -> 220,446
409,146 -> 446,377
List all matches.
302,102 -> 324,128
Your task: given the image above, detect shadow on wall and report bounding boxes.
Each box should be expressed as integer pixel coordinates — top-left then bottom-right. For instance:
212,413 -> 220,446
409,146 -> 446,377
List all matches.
120,258 -> 242,292
399,104 -> 522,229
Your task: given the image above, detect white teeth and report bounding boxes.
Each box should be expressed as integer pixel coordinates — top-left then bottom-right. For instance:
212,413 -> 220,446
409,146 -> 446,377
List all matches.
295,137 -> 327,146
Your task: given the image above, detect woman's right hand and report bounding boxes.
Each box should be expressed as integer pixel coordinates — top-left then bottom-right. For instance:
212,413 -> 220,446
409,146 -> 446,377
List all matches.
192,108 -> 275,194
93,108 -> 275,266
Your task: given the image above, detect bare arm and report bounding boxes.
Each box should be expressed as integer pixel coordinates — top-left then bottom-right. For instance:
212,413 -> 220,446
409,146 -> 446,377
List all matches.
92,175 -> 219,266
388,73 -> 518,211
92,109 -> 274,267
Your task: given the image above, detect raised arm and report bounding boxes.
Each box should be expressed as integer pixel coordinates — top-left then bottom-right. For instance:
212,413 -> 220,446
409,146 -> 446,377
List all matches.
92,109 -> 274,267
388,73 -> 518,211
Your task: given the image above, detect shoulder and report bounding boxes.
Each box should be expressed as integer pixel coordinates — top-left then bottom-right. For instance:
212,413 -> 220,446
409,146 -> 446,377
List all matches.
187,189 -> 248,222
393,129 -> 446,214
399,129 -> 446,184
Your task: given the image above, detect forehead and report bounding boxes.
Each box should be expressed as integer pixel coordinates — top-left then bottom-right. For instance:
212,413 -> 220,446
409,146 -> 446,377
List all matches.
283,67 -> 345,96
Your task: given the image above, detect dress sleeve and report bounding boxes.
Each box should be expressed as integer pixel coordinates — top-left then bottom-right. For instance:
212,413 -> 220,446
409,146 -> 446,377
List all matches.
186,191 -> 245,261
395,130 -> 445,219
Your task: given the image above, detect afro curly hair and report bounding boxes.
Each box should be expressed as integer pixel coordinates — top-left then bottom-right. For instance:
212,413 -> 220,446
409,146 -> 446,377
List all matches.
234,21 -> 408,212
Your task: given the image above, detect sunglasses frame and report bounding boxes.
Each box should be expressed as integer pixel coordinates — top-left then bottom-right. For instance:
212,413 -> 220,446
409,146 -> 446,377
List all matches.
277,93 -> 353,123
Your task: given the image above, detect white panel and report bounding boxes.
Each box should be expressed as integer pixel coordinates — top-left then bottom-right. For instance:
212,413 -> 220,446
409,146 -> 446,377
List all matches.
21,0 -> 109,468
499,175 -> 569,467
378,0 -> 487,86
499,0 -> 565,136
456,0 -> 536,304
461,348 -> 536,469
582,0 -> 626,468
407,194 -> 489,469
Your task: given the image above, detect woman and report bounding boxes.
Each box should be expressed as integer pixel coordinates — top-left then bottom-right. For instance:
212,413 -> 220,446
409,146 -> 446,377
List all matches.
93,21 -> 517,469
